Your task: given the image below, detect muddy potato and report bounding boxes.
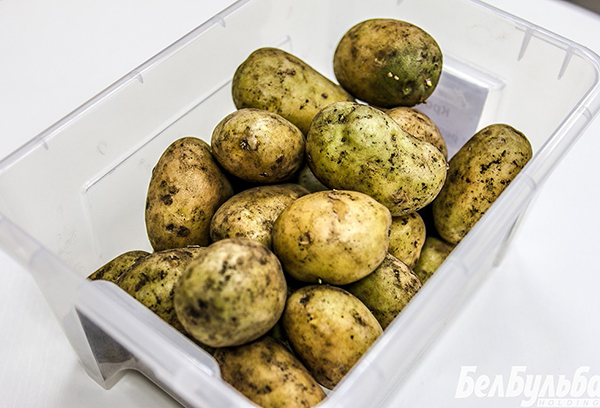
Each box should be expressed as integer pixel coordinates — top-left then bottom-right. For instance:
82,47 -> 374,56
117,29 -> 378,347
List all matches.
232,47 -> 355,135
296,165 -> 329,193
174,238 -> 287,348
272,190 -> 391,285
432,124 -> 533,244
211,109 -> 305,183
345,254 -> 422,329
306,102 -> 447,216
210,184 -> 309,248
283,285 -> 382,389
413,236 -> 455,284
215,337 -> 326,408
387,107 -> 448,159
117,246 -> 207,333
88,250 -> 150,283
388,212 -> 426,269
333,19 -> 442,108
145,137 -> 233,251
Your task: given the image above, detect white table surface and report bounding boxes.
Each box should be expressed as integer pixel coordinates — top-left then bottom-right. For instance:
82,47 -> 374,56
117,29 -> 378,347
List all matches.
2,0 -> 600,407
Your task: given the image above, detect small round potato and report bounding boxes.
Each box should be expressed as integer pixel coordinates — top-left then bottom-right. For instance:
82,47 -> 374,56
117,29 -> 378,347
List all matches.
88,250 -> 150,283
145,137 -> 233,251
174,238 -> 287,348
387,107 -> 448,159
413,236 -> 455,284
215,337 -> 326,408
334,19 -> 443,107
283,285 -> 382,389
388,212 -> 426,269
345,254 -> 422,329
272,190 -> 391,285
211,109 -> 305,183
210,184 -> 309,249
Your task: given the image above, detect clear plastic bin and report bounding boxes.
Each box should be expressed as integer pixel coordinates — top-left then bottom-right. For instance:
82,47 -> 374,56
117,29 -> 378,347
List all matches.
1,0 -> 599,407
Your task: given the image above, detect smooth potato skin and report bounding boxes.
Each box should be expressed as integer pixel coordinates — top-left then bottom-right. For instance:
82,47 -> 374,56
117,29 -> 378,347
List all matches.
388,212 -> 426,269
211,109 -> 305,183
283,285 -> 382,389
210,184 -> 309,249
117,246 -> 207,333
215,337 -> 326,408
306,102 -> 447,216
387,107 -> 447,159
334,19 -> 442,108
272,190 -> 391,285
88,250 -> 150,283
345,254 -> 422,329
174,239 -> 287,348
145,137 -> 233,251
413,236 -> 454,284
232,47 -> 355,135
432,124 -> 533,244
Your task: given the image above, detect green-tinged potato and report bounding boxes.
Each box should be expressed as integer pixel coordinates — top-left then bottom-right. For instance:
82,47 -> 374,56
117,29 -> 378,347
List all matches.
215,337 -> 326,408
272,190 -> 391,285
117,246 -> 207,333
387,107 -> 448,159
345,254 -> 421,329
174,239 -> 287,348
210,184 -> 309,249
88,250 -> 150,283
211,109 -> 305,183
333,19 -> 442,108
296,165 -> 329,193
145,137 -> 233,251
432,124 -> 533,244
413,236 -> 455,284
306,102 -> 447,215
283,285 -> 382,389
232,47 -> 355,135
388,212 -> 426,269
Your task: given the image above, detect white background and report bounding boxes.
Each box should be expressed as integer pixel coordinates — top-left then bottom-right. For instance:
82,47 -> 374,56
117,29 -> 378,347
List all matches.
1,0 -> 600,407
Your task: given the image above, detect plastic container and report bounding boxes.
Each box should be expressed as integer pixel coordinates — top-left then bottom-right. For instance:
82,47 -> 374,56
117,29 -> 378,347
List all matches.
1,0 -> 599,407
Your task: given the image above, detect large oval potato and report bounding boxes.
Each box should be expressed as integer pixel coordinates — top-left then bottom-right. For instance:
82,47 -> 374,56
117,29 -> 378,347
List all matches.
387,107 -> 448,159
145,137 -> 233,251
88,250 -> 150,283
388,212 -> 426,269
272,190 -> 391,285
174,238 -> 287,348
306,102 -> 447,216
210,184 -> 308,249
345,254 -> 422,329
432,124 -> 533,244
211,109 -> 305,183
214,337 -> 326,408
283,285 -> 382,389
232,47 -> 355,135
334,19 -> 442,108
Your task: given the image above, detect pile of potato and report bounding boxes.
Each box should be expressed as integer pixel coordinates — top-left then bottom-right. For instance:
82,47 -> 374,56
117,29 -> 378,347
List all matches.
89,17 -> 532,408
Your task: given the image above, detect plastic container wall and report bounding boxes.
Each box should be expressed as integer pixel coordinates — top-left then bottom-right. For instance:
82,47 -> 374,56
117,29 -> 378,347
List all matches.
0,0 -> 599,407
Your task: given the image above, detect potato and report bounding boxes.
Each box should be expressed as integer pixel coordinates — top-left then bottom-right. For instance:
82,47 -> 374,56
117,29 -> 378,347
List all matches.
211,109 -> 305,183
88,250 -> 150,283
145,137 -> 233,251
296,165 -> 329,193
214,337 -> 326,408
345,254 -> 421,329
283,285 -> 382,389
306,102 -> 447,216
387,107 -> 448,159
388,212 -> 426,269
117,246 -> 207,333
272,190 -> 391,285
333,18 -> 442,108
174,238 -> 287,348
232,47 -> 355,135
432,124 -> 533,244
210,184 -> 308,249
413,236 -> 455,284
